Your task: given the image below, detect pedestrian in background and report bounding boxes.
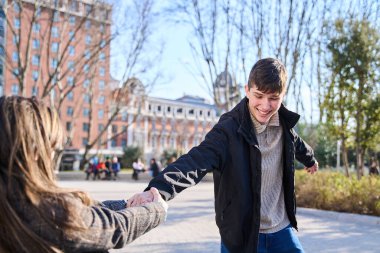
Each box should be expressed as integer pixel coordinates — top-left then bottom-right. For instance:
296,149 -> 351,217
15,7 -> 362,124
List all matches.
0,96 -> 167,253
112,156 -> 121,180
149,158 -> 160,178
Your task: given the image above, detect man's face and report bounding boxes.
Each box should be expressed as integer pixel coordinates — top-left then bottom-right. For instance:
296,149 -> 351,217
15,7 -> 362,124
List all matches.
245,84 -> 285,124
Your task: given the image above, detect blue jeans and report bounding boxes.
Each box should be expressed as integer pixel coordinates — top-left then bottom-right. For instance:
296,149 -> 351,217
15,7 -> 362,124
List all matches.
221,225 -> 304,253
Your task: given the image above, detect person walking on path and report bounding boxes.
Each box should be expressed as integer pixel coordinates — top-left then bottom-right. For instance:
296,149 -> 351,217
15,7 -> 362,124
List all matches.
149,158 -> 160,178
0,96 -> 167,253
128,58 -> 318,253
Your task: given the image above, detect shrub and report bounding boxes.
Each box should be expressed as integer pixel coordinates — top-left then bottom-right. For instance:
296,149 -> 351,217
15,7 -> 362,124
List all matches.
122,146 -> 143,168
295,170 -> 380,216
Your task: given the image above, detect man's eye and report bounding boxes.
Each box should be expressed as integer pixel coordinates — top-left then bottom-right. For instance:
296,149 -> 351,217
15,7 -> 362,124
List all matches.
270,97 -> 280,100
254,95 -> 263,99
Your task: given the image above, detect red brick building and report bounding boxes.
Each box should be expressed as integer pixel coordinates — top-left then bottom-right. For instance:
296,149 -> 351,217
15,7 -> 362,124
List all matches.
0,1 -> 219,164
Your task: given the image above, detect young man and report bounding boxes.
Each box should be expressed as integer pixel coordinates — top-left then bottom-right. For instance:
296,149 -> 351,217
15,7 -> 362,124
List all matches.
128,58 -> 318,253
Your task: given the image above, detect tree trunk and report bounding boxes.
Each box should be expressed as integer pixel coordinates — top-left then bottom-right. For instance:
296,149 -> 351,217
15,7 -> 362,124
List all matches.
342,140 -> 350,177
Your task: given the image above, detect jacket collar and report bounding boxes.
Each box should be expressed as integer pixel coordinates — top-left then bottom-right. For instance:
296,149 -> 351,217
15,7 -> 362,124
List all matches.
231,97 -> 300,145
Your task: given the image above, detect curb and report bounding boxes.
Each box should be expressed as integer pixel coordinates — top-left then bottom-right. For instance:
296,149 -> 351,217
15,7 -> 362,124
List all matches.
298,207 -> 380,226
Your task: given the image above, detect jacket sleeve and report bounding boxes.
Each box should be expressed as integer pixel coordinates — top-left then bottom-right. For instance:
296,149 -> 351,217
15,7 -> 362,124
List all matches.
62,199 -> 167,252
146,123 -> 229,201
293,130 -> 316,168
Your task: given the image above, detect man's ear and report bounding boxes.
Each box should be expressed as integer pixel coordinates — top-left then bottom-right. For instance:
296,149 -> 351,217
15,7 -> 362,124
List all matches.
244,84 -> 250,97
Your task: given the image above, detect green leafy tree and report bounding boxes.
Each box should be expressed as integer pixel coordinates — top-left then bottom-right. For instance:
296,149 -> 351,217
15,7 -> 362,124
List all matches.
323,18 -> 380,178
122,146 -> 143,168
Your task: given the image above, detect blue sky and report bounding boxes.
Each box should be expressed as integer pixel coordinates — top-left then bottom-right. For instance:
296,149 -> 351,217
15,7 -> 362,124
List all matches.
109,1 -> 215,103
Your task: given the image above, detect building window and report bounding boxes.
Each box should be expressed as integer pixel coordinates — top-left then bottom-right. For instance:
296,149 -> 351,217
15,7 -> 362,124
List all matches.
167,106 -> 171,112
111,139 -> 117,147
69,16 -> 76,25
85,20 -> 91,29
85,4 -> 92,15
69,1 -> 78,12
69,31 -> 75,41
99,24 -> 105,33
53,12 -> 60,22
12,68 -> 19,77
68,61 -> 75,71
12,52 -> 19,62
13,2 -> 20,13
112,125 -> 117,133
11,84 -> 19,95
13,35 -> 19,45
35,7 -> 41,17
32,23 -> 40,33
83,94 -> 90,103
189,109 -> 194,115
99,67 -> 105,76
157,105 -> 161,112
98,110 -> 104,119
69,45 -> 75,56
32,55 -> 40,66
32,39 -> 40,49
82,138 -> 88,147
32,71 -> 39,81
82,123 -> 90,131
121,139 -> 127,147
84,49 -> 90,60
98,80 -> 105,90
31,86 -> 38,96
83,79 -> 90,88
52,27 -> 59,38
67,91 -> 74,101
66,121 -> 72,131
99,52 -> 105,61
98,95 -> 105,104
51,58 -> 58,69
177,108 -> 183,114
67,76 -> 74,86
83,64 -> 89,73
85,35 -> 91,45
14,18 -> 20,29
67,106 -> 74,116
98,123 -> 104,132
121,112 -> 127,121
51,89 -> 56,99
100,39 -> 106,48
51,42 -> 59,53
83,108 -> 90,117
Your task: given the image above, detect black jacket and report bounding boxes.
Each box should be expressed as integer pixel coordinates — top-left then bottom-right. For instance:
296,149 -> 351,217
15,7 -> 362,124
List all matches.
147,97 -> 316,253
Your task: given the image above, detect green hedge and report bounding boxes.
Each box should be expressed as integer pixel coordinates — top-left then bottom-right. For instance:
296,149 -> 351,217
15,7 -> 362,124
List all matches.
295,170 -> 380,216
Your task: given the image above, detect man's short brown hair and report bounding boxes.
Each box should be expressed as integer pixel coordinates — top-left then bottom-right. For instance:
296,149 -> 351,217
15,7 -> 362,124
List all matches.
248,58 -> 287,94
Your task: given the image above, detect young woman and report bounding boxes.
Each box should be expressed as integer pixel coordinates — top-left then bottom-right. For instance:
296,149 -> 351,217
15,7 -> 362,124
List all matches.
0,96 -> 167,253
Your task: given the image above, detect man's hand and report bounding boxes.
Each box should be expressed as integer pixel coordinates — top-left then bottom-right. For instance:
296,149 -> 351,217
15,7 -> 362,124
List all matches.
127,188 -> 156,207
305,161 -> 318,174
150,187 -> 168,212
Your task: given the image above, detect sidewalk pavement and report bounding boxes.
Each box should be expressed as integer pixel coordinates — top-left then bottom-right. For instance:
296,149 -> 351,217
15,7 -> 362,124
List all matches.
58,178 -> 380,253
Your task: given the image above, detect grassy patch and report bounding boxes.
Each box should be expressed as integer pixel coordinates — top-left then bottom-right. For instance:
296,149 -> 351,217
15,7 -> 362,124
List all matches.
295,170 -> 380,216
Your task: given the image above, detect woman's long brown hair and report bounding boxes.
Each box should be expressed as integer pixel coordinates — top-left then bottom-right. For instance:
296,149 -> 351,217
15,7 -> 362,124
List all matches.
0,96 -> 92,253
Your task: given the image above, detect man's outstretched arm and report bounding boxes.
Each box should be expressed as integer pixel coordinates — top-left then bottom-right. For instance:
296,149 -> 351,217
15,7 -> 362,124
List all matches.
128,124 -> 229,207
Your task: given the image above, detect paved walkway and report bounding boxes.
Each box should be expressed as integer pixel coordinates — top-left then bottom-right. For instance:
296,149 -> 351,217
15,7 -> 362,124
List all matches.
58,179 -> 380,253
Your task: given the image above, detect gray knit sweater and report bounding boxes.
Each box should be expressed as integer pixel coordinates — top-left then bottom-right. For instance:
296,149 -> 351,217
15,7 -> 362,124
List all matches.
250,112 -> 290,233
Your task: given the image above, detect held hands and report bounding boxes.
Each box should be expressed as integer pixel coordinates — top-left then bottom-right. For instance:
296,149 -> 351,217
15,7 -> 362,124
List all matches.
305,161 -> 318,174
128,187 -> 167,211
